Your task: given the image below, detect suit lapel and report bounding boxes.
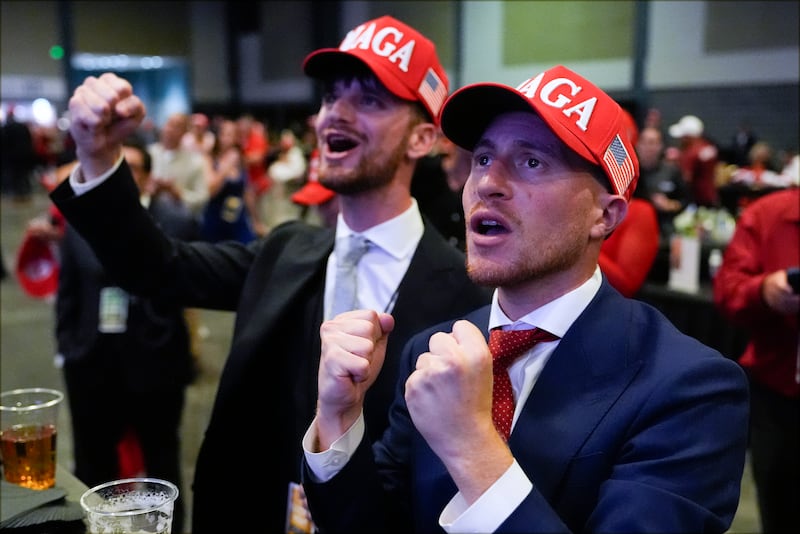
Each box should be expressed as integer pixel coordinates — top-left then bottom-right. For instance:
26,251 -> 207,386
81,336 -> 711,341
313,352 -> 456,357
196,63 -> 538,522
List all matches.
255,227 -> 332,326
389,227 -> 464,347
508,282 -> 642,498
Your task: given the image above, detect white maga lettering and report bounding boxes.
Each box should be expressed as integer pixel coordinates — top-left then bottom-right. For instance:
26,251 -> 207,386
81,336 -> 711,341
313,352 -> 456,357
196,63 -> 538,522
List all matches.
562,97 -> 597,132
339,23 -> 413,73
516,75 -> 596,132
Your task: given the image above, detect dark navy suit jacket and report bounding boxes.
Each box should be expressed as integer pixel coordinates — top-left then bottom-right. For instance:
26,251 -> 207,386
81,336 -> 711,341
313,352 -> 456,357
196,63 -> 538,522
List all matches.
303,280 -> 750,533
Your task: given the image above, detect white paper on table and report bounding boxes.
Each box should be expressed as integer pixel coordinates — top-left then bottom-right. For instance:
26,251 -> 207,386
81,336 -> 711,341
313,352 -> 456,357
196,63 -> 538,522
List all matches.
668,235 -> 700,294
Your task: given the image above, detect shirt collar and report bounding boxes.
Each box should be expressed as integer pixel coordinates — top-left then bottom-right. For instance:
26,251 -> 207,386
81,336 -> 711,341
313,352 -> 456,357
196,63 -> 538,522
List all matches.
488,267 -> 603,338
334,198 -> 424,260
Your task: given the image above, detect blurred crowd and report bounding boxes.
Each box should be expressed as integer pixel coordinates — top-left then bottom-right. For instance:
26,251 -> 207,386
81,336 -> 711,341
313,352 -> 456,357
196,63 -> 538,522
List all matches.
1,103 -> 798,298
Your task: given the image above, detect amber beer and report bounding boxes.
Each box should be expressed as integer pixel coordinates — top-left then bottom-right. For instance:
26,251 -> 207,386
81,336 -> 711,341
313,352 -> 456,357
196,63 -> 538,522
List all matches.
0,423 -> 57,489
0,388 -> 64,490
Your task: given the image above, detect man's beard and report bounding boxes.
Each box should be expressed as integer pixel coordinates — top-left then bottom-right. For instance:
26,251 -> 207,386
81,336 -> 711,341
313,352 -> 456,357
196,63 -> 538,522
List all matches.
318,134 -> 408,195
465,230 -> 584,288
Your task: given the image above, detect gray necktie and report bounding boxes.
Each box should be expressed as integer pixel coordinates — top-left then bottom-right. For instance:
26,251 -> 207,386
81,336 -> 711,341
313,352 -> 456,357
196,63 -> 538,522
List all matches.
330,234 -> 370,317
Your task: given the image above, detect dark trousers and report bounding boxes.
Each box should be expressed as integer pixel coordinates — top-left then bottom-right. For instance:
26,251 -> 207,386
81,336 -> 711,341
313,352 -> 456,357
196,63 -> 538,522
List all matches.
748,378 -> 799,534
64,363 -> 187,534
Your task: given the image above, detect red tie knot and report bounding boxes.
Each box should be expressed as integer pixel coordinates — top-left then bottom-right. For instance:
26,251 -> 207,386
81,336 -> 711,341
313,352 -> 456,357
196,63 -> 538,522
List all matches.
489,328 -> 558,370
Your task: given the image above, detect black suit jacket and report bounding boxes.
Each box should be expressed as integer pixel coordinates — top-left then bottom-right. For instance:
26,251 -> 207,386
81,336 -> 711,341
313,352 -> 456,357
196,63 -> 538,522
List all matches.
56,199 -> 197,391
51,163 -> 491,533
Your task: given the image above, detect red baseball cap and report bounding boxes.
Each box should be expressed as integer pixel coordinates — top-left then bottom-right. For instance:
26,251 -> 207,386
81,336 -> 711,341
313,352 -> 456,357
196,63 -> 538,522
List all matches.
292,181 -> 336,206
16,231 -> 59,299
302,15 -> 449,123
291,148 -> 335,206
440,65 -> 640,200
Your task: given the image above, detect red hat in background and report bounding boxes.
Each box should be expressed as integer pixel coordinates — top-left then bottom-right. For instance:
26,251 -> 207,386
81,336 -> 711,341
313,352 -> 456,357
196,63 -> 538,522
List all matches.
302,15 -> 449,123
440,65 -> 640,200
291,148 -> 336,206
292,181 -> 336,206
16,231 -> 59,299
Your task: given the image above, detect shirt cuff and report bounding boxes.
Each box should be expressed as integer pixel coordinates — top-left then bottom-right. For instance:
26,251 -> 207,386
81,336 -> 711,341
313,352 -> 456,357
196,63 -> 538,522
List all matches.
69,153 -> 125,196
440,459 -> 531,533
302,412 -> 365,483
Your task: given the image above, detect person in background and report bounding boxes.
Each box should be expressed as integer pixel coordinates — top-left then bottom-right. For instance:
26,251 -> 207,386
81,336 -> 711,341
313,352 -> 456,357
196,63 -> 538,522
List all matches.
1,107 -> 37,202
181,112 -> 216,158
598,194 -> 660,297
237,113 -> 270,235
200,118 -> 257,243
302,65 -> 749,534
148,112 -> 210,222
713,186 -> 800,534
439,134 -> 472,194
726,121 -> 758,168
780,151 -> 799,186
53,15 -> 490,534
668,114 -> 720,207
411,132 -> 467,251
265,128 -> 308,228
729,141 -> 793,189
634,126 -> 690,240
56,139 -> 195,534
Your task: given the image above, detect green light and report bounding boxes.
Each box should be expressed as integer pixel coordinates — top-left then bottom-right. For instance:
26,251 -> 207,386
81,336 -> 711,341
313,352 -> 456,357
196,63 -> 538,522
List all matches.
49,45 -> 64,60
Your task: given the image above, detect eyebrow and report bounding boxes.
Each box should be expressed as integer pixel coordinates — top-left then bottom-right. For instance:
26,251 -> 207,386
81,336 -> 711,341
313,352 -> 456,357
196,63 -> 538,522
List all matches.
474,137 -> 560,158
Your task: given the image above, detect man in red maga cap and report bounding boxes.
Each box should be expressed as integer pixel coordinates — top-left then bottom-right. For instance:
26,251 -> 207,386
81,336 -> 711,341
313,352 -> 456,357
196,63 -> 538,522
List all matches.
51,15 -> 489,534
302,65 -> 749,533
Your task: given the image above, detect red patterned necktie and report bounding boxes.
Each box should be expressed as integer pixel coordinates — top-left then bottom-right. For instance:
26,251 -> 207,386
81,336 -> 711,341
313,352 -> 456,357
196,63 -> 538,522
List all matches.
489,327 -> 559,441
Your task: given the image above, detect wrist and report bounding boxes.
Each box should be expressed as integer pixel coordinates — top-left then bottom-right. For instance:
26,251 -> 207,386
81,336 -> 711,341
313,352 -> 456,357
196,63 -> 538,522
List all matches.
76,148 -> 123,181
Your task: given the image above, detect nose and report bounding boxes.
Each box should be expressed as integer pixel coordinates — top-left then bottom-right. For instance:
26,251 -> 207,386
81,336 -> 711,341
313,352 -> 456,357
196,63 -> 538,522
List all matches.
323,94 -> 356,123
471,161 -> 512,202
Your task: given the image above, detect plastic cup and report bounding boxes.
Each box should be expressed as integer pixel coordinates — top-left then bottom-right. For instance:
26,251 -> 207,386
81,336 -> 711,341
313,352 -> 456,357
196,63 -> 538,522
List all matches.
0,387 -> 64,490
80,477 -> 179,534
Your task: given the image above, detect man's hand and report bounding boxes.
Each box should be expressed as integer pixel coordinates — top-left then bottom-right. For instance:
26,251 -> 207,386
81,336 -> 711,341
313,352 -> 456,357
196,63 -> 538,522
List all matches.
762,269 -> 800,315
406,320 -> 497,456
315,310 -> 394,450
405,320 -> 513,504
68,73 -> 146,180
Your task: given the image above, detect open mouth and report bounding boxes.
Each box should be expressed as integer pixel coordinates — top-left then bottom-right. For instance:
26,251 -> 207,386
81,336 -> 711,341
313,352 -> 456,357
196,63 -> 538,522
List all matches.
472,218 -> 508,236
325,132 -> 359,153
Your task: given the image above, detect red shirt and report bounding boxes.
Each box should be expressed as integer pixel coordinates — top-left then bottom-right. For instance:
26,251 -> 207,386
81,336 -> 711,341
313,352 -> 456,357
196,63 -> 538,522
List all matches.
678,138 -> 719,207
599,198 -> 660,297
713,187 -> 800,398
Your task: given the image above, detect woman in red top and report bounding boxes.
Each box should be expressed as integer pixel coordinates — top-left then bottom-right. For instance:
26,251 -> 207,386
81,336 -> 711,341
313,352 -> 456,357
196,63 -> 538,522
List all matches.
599,197 -> 660,297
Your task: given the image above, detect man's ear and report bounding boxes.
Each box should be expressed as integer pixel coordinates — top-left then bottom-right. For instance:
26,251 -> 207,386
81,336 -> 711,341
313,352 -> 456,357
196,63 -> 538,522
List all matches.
591,195 -> 629,240
406,122 -> 438,160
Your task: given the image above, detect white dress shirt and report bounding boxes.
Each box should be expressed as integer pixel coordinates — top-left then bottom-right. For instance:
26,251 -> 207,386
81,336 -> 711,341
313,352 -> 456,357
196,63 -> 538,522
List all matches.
323,201 -> 424,320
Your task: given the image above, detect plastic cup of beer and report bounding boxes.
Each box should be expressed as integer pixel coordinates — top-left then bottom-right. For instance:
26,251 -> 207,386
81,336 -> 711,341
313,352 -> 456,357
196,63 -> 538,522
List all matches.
80,478 -> 179,534
0,387 -> 64,490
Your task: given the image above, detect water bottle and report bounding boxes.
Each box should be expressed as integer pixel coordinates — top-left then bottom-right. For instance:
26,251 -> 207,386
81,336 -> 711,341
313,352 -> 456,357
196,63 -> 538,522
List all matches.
708,248 -> 723,279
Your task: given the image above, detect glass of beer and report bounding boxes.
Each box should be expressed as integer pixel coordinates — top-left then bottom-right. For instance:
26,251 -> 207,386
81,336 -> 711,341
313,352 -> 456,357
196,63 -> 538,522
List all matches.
0,387 -> 64,490
81,478 -> 179,534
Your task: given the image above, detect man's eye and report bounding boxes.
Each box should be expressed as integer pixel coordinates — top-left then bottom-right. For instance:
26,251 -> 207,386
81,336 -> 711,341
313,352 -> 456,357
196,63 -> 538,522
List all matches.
526,158 -> 540,168
477,154 -> 491,166
361,95 -> 383,108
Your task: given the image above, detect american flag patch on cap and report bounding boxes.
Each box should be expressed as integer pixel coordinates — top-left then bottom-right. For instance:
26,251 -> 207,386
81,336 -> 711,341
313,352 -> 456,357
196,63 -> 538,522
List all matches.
418,68 -> 447,118
603,134 -> 635,195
